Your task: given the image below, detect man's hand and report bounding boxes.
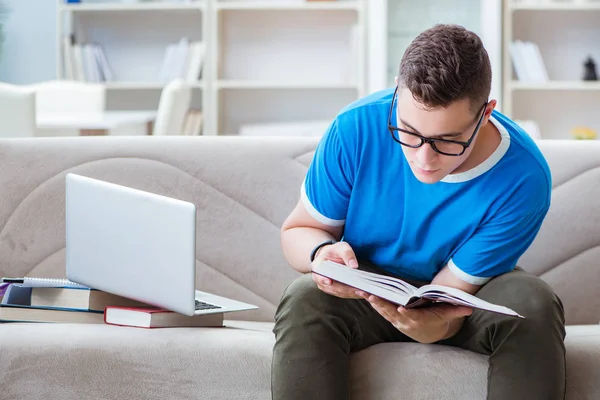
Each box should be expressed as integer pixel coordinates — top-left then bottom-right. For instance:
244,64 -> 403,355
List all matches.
357,291 -> 473,343
311,241 -> 362,299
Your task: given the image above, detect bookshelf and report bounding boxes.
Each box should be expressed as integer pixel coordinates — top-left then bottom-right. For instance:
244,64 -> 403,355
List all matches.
56,0 -> 366,136
503,0 -> 600,140
365,0 -> 503,105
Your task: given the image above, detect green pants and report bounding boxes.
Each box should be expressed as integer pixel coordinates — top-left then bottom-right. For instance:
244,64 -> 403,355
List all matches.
271,267 -> 566,399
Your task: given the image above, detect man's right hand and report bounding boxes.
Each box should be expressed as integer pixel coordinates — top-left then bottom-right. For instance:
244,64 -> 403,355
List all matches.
311,241 -> 362,299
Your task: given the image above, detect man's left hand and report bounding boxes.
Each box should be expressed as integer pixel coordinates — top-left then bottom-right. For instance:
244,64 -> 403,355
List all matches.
356,291 -> 474,344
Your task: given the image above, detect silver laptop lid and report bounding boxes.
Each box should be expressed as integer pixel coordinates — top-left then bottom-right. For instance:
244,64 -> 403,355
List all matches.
65,173 -> 197,316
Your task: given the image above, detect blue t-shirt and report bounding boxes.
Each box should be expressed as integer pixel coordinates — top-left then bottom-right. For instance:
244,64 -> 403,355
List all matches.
302,88 -> 551,285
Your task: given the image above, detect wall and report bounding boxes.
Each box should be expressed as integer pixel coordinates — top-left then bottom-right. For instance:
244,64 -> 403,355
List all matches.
0,0 -> 56,84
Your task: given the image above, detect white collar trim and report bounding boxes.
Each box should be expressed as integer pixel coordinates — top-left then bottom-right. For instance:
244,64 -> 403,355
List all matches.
440,115 -> 510,184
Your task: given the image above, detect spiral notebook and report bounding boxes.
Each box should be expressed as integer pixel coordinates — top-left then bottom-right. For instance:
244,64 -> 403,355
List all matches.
1,277 -> 88,289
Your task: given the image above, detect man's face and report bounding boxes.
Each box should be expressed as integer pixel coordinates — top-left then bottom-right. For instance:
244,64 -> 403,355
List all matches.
396,88 -> 484,184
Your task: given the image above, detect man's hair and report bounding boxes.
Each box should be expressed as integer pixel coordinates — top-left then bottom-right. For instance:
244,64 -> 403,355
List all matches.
398,24 -> 491,114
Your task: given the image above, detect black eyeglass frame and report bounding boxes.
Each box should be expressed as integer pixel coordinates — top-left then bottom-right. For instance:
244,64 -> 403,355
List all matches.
387,86 -> 488,157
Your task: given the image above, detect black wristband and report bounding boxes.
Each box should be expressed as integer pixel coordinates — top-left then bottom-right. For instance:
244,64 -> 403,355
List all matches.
309,240 -> 337,262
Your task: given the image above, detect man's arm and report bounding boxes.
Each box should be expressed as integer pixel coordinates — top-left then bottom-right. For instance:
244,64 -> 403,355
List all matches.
280,199 -> 344,274
281,199 -> 365,300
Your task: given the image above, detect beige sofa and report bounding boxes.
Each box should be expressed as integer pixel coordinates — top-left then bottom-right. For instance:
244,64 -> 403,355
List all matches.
0,136 -> 598,399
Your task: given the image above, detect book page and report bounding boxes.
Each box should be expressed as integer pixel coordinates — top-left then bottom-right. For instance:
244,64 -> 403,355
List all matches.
353,269 -> 417,294
416,284 -> 523,318
312,260 -> 412,306
316,260 -> 418,294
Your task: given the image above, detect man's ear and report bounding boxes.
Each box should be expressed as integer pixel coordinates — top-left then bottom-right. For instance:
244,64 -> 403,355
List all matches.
481,99 -> 497,125
484,99 -> 497,118
394,76 -> 398,86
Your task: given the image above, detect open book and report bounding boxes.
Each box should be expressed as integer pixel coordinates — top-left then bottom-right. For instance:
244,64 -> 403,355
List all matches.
312,260 -> 523,318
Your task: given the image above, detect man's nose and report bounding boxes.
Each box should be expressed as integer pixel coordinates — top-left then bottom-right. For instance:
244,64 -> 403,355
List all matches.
416,142 -> 438,165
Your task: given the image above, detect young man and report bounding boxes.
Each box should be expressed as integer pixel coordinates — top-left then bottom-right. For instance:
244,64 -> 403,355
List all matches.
272,24 -> 566,400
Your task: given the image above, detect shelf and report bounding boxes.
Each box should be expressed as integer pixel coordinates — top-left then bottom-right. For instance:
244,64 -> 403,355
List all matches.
61,2 -> 204,12
57,0 -> 367,135
509,81 -> 600,91
103,81 -> 205,90
216,1 -> 361,11
510,2 -> 600,11
216,80 -> 359,90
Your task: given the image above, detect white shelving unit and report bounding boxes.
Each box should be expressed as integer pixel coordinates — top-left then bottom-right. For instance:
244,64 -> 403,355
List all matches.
215,1 -> 361,10
211,0 -> 365,135
61,2 -> 204,11
503,0 -> 600,139
56,0 -> 366,136
366,0 -> 503,107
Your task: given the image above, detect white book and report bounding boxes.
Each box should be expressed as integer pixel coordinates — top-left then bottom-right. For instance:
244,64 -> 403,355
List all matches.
528,42 -> 549,82
159,44 -> 177,82
83,44 -> 101,82
171,37 -> 190,80
312,260 -> 524,318
62,36 -> 75,80
184,41 -> 206,82
72,44 -> 85,82
509,40 -> 531,81
189,111 -> 203,135
518,41 -> 545,83
94,44 -> 114,82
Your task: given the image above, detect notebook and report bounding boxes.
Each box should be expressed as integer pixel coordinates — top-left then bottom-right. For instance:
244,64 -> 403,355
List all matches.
1,277 -> 88,289
64,173 -> 259,316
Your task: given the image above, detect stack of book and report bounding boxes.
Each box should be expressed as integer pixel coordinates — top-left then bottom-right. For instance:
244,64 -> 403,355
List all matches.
509,40 -> 549,83
0,278 -> 223,329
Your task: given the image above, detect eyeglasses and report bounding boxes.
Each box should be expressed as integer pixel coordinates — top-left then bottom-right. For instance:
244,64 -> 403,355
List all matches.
387,86 -> 488,157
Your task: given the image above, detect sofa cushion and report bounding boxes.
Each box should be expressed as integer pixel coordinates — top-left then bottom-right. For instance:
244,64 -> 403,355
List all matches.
0,321 -> 274,400
0,321 -> 597,400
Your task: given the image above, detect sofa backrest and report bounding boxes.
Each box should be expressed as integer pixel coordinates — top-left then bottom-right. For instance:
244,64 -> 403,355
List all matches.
517,140 -> 600,325
0,137 -> 598,324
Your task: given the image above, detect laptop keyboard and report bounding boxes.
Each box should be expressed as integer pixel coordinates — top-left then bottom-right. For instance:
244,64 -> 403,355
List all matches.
195,300 -> 222,311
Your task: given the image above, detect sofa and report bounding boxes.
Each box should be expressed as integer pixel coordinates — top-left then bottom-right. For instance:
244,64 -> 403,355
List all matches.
0,136 -> 598,400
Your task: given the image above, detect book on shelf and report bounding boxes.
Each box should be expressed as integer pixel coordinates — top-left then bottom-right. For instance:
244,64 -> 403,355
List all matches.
160,38 -> 206,83
312,260 -> 523,318
181,109 -> 203,135
104,306 -> 224,329
63,35 -> 113,83
64,35 -> 205,85
510,40 -> 548,83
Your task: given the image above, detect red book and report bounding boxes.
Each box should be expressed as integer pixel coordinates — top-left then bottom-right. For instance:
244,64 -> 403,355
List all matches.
104,306 -> 224,329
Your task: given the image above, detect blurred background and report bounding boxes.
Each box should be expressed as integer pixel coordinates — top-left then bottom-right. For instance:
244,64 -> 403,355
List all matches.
0,0 -> 596,140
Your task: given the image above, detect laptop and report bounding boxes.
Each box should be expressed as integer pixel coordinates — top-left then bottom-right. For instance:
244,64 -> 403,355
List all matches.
64,173 -> 258,317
